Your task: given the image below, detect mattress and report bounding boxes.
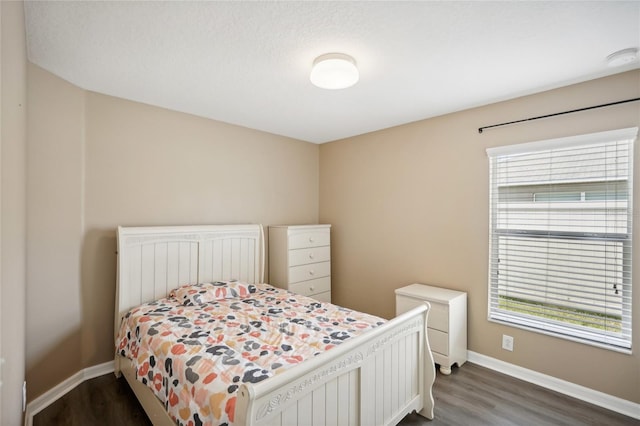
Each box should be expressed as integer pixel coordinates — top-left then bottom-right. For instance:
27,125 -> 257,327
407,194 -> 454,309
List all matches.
116,281 -> 385,426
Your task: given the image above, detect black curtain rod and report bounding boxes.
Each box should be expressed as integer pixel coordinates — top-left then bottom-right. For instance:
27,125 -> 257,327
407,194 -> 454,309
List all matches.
478,97 -> 640,134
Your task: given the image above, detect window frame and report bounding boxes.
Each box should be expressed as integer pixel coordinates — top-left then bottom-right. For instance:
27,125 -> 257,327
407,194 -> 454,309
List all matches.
486,127 -> 637,353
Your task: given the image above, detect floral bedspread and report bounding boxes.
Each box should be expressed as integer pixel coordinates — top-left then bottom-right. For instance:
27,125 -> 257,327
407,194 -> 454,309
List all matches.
116,282 -> 385,426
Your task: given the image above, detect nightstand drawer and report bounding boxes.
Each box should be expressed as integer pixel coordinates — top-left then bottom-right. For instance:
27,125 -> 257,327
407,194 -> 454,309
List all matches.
429,303 -> 449,332
396,295 -> 427,316
289,261 -> 331,283
428,328 -> 449,356
289,277 -> 331,297
398,294 -> 448,332
288,230 -> 330,249
288,246 -> 330,267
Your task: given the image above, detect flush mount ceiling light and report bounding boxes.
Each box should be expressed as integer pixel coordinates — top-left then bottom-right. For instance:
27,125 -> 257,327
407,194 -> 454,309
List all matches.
606,48 -> 639,67
310,53 -> 359,90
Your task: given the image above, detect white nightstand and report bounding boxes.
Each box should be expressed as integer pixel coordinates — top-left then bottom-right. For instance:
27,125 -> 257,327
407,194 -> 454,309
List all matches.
395,283 -> 467,375
268,225 -> 331,303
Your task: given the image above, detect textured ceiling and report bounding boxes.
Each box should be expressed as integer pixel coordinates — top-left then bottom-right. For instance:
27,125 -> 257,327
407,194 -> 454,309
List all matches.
24,1 -> 640,143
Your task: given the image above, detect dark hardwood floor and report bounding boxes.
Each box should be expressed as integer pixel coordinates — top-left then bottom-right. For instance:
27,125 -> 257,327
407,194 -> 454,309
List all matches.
33,362 -> 638,426
33,373 -> 152,426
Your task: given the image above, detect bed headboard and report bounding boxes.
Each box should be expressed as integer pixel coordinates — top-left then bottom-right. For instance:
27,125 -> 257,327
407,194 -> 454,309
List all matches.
115,224 -> 264,341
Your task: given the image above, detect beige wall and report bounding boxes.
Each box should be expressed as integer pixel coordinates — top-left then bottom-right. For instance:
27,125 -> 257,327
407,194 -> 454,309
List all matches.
26,64 -> 85,400
319,70 -> 640,404
1,1 -> 27,424
26,64 -> 319,399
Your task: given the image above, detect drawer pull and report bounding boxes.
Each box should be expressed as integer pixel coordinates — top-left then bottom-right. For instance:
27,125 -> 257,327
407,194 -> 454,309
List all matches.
309,270 -> 315,276
308,237 -> 314,243
308,253 -> 315,260
310,286 -> 315,292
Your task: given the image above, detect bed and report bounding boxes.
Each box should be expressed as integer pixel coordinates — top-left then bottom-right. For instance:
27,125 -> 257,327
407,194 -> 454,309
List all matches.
114,224 -> 435,426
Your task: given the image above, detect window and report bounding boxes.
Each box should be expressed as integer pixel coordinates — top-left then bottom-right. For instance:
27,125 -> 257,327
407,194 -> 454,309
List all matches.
487,128 -> 637,352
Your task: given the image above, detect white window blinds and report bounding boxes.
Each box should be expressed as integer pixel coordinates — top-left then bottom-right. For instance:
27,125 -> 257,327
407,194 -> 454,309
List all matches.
487,128 -> 637,352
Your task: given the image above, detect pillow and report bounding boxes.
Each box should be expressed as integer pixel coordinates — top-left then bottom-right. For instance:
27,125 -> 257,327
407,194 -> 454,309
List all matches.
170,281 -> 257,306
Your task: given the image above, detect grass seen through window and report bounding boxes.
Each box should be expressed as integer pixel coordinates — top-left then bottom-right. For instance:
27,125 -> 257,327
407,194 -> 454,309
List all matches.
499,296 -> 622,333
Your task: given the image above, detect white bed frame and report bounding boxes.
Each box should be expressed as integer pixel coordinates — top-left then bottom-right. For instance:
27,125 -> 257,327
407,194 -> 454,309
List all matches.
114,224 -> 435,426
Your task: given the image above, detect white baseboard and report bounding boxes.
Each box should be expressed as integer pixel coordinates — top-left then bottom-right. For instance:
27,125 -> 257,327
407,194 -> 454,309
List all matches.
23,360 -> 114,426
467,351 -> 640,420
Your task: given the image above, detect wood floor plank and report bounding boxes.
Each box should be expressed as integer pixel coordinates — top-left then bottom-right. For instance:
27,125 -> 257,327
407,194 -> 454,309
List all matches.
33,374 -> 152,426
405,363 -> 637,426
33,362 -> 638,425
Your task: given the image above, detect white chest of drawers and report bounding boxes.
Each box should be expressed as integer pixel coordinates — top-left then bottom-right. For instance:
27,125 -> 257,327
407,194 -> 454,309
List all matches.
395,283 -> 467,375
268,225 -> 331,303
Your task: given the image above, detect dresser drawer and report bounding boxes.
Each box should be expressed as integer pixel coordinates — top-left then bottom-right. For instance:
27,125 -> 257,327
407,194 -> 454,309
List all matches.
288,246 -> 331,267
428,328 -> 449,356
429,303 -> 449,332
289,277 -> 331,297
289,261 -> 331,283
288,230 -> 330,249
312,290 -> 331,303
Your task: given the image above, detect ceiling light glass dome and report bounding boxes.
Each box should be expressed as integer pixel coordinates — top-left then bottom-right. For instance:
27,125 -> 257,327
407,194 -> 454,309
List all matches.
310,53 -> 359,90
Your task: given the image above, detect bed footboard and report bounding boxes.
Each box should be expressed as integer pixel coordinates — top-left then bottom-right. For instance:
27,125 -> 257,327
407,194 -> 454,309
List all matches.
235,304 -> 435,426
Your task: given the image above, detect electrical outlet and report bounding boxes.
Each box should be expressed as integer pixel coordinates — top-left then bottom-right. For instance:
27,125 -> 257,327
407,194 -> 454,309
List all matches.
502,334 -> 514,351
